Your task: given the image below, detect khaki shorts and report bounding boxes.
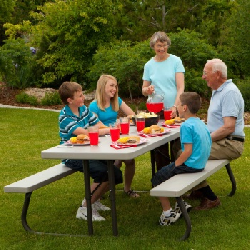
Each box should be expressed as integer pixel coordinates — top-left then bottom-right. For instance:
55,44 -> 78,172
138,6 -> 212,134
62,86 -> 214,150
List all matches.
209,138 -> 244,160
193,139 -> 244,189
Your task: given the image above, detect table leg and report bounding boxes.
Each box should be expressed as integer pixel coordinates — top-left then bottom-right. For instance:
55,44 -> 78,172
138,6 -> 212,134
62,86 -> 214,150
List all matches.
83,160 -> 93,235
176,197 -> 191,241
225,163 -> 237,196
107,160 -> 118,236
150,150 -> 156,184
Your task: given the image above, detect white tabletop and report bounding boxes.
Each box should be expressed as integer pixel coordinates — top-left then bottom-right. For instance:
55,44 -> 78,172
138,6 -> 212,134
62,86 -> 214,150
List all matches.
41,126 -> 180,161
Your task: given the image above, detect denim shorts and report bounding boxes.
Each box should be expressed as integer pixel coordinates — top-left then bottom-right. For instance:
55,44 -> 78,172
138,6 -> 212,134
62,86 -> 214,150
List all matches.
65,159 -> 123,184
151,162 -> 203,187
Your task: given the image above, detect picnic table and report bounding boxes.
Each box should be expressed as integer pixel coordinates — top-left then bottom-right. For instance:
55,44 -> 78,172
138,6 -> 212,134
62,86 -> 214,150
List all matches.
41,125 -> 180,236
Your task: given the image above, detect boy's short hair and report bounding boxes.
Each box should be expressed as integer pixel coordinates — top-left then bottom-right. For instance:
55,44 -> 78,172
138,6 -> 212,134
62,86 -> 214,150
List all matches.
58,81 -> 82,105
180,92 -> 201,114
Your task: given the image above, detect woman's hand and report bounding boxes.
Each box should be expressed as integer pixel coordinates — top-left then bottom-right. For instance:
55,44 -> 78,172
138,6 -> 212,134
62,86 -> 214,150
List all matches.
142,80 -> 154,96
147,85 -> 155,95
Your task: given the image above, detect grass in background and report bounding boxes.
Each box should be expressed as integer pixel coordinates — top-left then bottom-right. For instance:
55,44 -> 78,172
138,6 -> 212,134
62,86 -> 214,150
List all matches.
0,108 -> 250,250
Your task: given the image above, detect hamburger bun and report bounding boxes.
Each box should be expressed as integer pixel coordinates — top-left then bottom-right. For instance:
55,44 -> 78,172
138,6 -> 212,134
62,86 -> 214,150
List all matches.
76,134 -> 90,144
175,117 -> 182,123
150,125 -> 161,134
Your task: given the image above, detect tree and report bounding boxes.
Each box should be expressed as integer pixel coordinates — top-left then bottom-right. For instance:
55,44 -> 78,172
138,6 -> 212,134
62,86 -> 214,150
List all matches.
0,0 -> 16,45
87,29 -> 218,98
219,0 -> 250,78
26,0 -> 121,87
115,0 -> 232,47
0,38 -> 36,88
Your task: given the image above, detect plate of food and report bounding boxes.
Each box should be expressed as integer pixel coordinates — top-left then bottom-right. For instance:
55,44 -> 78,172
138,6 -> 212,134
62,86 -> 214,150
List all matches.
116,136 -> 148,146
162,117 -> 185,127
65,134 -> 90,146
139,125 -> 171,137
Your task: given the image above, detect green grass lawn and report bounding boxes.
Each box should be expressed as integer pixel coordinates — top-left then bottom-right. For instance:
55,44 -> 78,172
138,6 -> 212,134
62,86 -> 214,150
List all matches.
1,108 -> 250,250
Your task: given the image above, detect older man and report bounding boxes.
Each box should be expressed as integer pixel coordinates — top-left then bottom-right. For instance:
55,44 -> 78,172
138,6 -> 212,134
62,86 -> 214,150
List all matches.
190,59 -> 245,210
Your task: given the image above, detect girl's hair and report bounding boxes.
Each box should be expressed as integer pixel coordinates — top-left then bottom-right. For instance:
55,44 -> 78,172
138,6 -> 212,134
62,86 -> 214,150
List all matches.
58,81 -> 82,105
150,31 -> 171,49
95,75 -> 119,111
180,92 -> 201,114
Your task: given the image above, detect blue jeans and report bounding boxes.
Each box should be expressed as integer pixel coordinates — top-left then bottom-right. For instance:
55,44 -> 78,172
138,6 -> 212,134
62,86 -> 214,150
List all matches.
65,159 -> 123,184
151,162 -> 203,187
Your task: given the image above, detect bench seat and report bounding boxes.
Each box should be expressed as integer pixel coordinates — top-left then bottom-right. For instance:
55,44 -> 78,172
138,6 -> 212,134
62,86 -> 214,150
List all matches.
4,163 -> 76,236
150,159 -> 230,197
4,163 -> 75,193
150,159 -> 235,241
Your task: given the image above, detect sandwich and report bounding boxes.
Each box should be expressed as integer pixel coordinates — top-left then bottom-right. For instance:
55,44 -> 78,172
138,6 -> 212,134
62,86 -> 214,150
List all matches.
150,125 -> 163,134
127,136 -> 140,144
143,125 -> 164,134
117,136 -> 140,144
76,134 -> 90,144
175,117 -> 182,123
174,117 -> 185,123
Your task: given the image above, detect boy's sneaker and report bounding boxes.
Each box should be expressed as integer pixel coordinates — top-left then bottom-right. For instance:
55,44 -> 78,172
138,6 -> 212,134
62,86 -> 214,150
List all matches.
159,210 -> 180,226
82,199 -> 110,211
175,200 -> 192,217
76,206 -> 105,221
92,200 -> 110,211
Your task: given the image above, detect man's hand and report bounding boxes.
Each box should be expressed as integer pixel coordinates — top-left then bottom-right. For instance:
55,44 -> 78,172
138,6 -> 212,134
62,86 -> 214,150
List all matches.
210,116 -> 236,142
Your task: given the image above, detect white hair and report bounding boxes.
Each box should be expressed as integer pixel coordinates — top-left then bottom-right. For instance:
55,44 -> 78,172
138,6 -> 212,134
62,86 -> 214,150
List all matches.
207,59 -> 227,78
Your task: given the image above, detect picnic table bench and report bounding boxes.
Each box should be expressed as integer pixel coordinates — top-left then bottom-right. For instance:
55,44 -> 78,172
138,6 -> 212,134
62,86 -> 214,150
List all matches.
150,159 -> 236,241
4,155 -> 236,239
4,163 -> 77,236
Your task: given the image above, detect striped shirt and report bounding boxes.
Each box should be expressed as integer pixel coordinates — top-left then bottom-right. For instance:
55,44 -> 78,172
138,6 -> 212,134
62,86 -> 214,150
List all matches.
59,105 -> 99,145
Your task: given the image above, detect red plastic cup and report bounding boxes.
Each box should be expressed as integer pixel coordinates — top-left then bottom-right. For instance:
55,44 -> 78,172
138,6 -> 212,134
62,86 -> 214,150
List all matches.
120,123 -> 129,134
135,116 -> 145,132
88,126 -> 99,146
89,132 -> 99,145
110,128 -> 120,142
164,110 -> 172,120
120,117 -> 130,135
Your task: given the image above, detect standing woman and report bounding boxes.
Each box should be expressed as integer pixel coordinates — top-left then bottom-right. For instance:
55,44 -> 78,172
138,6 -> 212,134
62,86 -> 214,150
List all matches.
89,75 -> 139,198
142,31 -> 185,170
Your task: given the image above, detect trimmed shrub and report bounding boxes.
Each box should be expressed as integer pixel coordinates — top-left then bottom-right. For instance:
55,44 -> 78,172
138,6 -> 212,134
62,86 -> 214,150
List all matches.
0,39 -> 38,89
236,78 -> 250,112
87,40 -> 154,99
15,92 -> 39,106
40,92 -> 62,106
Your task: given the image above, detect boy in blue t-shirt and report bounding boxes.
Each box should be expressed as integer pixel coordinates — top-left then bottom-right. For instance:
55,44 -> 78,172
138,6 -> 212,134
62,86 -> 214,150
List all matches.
152,92 -> 212,226
58,81 -> 123,221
